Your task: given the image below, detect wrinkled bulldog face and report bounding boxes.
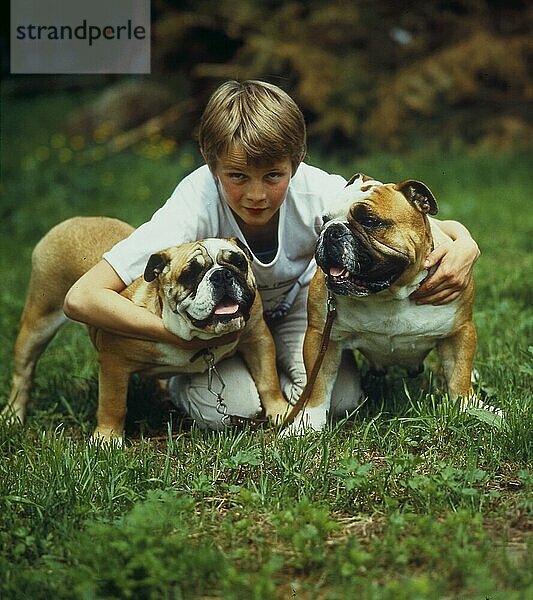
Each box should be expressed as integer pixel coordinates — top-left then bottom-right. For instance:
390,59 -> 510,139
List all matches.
316,176 -> 437,297
144,238 -> 256,338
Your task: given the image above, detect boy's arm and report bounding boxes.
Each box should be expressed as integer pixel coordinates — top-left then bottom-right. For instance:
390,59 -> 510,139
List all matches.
410,219 -> 480,305
63,260 -> 236,350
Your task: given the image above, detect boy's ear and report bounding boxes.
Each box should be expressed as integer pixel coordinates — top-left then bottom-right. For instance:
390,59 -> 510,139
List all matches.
294,149 -> 307,173
200,148 -> 215,173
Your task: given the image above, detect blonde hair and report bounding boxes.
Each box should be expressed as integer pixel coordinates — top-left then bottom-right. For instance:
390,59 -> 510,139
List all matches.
198,80 -> 307,173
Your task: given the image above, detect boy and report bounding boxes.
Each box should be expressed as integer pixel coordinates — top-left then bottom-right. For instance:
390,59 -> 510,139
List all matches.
64,80 -> 480,429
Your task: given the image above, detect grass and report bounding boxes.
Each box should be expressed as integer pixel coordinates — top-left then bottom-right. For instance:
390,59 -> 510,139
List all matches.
1,90 -> 532,598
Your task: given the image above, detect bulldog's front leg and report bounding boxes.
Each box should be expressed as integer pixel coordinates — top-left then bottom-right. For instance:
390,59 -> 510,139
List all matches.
437,321 -> 477,408
93,353 -> 132,443
283,325 -> 343,435
238,321 -> 290,426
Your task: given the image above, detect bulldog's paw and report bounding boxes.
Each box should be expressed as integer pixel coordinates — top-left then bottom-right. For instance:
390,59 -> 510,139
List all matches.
91,427 -> 125,447
458,393 -> 503,417
280,405 -> 327,437
264,399 -> 291,427
1,403 -> 25,426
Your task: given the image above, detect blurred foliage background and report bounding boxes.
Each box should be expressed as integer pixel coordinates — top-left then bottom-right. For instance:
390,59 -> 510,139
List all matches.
1,0 -> 531,159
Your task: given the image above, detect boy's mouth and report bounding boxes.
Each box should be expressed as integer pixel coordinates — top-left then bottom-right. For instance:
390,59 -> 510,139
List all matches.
244,207 -> 268,216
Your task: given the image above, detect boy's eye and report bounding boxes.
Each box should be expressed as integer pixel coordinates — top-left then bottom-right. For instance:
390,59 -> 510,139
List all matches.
266,171 -> 284,181
228,172 -> 246,181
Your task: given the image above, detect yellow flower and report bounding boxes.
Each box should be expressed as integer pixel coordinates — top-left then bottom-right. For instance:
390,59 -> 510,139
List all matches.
94,122 -> 113,144
59,148 -> 73,163
161,139 -> 177,154
50,133 -> 66,148
89,147 -> 106,161
70,135 -> 85,151
35,146 -> 50,161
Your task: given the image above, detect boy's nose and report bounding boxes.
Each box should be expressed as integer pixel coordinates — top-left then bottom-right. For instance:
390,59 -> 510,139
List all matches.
245,181 -> 267,202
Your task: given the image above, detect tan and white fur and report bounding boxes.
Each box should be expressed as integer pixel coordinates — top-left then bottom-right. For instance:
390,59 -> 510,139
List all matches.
3,217 -> 289,441
289,176 -> 476,433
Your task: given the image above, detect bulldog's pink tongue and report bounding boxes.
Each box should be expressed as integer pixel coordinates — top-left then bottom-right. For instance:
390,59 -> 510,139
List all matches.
329,267 -> 346,277
214,301 -> 239,315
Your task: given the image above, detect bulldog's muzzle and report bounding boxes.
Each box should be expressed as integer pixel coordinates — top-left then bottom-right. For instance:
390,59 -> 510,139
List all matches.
316,221 -> 408,297
186,265 -> 255,328
209,266 -> 255,323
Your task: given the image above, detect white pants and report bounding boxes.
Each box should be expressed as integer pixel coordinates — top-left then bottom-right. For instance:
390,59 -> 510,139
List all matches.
169,285 -> 362,429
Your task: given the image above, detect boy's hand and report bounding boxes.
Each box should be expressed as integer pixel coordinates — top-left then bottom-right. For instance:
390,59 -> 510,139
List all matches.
410,236 -> 480,305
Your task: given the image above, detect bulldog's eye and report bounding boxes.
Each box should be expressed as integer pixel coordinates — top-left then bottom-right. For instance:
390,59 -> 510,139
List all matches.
227,252 -> 248,272
359,216 -> 384,230
179,260 -> 204,285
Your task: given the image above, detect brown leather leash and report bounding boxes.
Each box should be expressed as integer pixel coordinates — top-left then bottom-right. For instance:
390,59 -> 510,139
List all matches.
280,292 -> 337,429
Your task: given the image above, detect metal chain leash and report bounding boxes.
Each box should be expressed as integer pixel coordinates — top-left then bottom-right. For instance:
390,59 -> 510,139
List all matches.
202,349 -> 269,430
202,350 -> 231,427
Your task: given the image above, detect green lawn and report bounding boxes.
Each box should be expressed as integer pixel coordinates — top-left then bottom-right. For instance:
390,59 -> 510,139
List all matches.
1,91 -> 531,599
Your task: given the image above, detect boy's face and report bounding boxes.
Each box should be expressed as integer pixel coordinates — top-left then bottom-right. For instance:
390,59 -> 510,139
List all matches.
214,146 -> 292,230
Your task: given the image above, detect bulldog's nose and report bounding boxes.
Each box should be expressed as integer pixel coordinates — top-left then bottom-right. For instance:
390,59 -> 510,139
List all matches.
210,268 -> 233,285
325,223 -> 350,240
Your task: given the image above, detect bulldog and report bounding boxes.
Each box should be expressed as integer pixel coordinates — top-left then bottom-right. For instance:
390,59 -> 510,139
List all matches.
292,175 -> 476,432
4,217 -> 289,441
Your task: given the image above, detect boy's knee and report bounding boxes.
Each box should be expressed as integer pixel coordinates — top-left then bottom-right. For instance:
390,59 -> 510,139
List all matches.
168,358 -> 262,430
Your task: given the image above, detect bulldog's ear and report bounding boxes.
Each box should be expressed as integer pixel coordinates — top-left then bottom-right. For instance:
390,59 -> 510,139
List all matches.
345,173 -> 374,187
231,237 -> 253,263
144,252 -> 169,282
397,180 -> 438,215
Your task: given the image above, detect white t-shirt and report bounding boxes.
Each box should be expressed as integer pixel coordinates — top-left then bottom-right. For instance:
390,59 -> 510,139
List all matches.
103,162 -> 347,311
